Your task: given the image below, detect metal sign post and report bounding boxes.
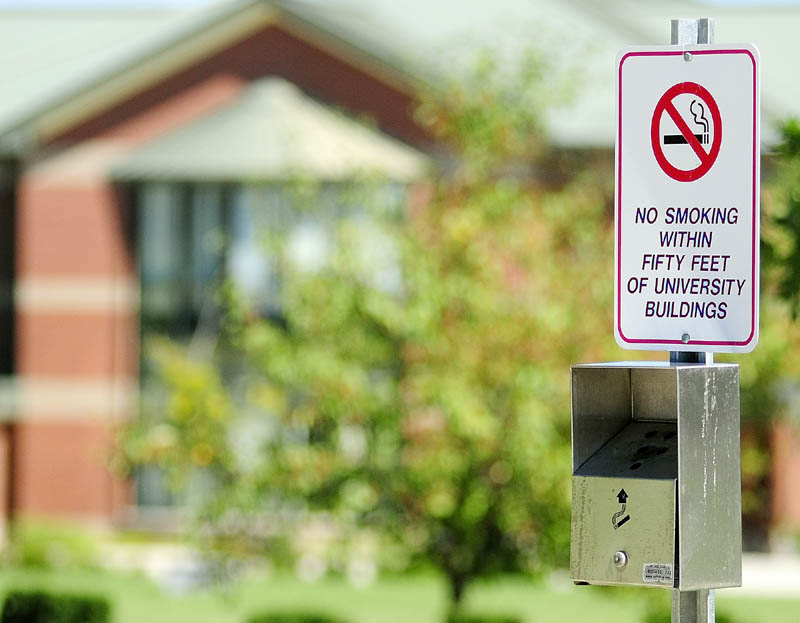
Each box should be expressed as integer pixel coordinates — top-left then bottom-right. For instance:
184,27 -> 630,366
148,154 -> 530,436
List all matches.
671,18 -> 718,623
570,17 -> 761,623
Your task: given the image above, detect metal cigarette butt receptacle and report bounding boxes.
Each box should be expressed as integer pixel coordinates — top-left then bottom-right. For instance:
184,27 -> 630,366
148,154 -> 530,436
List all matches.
570,362 -> 741,591
577,14 -> 757,621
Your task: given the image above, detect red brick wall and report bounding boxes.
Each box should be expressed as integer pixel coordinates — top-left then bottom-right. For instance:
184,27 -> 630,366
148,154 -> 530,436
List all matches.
13,17 -> 427,526
17,312 -> 136,378
771,419 -> 800,531
0,425 -> 10,539
12,421 -> 119,519
14,177 -> 137,523
17,185 -> 133,277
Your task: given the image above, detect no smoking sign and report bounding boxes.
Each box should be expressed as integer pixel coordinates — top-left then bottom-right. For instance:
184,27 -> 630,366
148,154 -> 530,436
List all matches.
615,45 -> 760,353
651,82 -> 722,182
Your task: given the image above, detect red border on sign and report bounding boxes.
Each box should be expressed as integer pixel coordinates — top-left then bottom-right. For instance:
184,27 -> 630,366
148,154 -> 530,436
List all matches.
650,82 -> 722,182
616,48 -> 758,348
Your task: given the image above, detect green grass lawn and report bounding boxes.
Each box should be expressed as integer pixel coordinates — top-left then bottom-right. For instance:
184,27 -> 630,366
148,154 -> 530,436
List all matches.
0,566 -> 796,623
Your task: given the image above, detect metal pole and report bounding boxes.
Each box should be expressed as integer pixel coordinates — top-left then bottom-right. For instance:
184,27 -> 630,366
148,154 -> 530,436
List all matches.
669,350 -> 712,364
668,17 -> 715,369
672,589 -> 715,623
669,21 -> 717,623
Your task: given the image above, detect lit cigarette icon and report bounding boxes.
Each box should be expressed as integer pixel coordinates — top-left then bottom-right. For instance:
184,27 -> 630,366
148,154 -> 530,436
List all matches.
663,133 -> 709,144
663,99 -> 710,145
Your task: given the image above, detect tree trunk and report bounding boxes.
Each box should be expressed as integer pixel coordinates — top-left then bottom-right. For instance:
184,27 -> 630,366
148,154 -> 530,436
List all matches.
448,574 -> 468,616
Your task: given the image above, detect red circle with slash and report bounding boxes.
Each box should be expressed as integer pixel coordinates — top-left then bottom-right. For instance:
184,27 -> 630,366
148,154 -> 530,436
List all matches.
650,82 -> 722,182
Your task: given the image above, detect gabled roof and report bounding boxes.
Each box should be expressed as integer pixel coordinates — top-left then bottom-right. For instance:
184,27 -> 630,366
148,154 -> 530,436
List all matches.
2,0 -> 799,153
0,0 -> 419,155
0,6 -> 189,151
111,78 -> 427,182
339,0 -> 799,147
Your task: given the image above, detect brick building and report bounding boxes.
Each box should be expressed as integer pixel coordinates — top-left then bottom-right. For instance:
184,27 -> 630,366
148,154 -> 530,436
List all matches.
0,0 -> 430,530
1,0 -> 800,542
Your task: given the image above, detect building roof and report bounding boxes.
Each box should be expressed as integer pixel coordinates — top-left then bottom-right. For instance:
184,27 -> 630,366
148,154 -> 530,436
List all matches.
1,0 -> 799,152
111,78 -> 427,182
0,7 -> 188,144
0,0 -> 419,154
337,0 -> 800,147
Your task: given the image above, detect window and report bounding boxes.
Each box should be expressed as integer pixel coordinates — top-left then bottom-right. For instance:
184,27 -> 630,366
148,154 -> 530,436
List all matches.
136,182 -> 347,339
138,183 -> 227,339
134,180 -> 406,508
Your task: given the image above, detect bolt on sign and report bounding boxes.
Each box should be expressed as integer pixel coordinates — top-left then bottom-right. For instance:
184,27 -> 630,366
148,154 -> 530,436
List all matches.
614,45 -> 760,352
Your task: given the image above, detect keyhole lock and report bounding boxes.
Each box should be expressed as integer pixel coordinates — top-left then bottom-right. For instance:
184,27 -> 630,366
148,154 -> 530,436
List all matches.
613,551 -> 628,569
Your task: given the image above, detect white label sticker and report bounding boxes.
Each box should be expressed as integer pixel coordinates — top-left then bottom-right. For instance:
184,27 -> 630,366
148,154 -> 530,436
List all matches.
643,563 -> 674,585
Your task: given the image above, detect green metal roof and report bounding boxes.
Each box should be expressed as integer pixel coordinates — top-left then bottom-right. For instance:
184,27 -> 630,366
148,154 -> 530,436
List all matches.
111,78 -> 427,182
0,1 -> 422,154
0,7 -> 188,140
2,1 -> 800,151
332,0 -> 800,147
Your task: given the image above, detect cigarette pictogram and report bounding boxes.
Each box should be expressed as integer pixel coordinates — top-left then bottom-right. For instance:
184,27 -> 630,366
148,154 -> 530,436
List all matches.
663,133 -> 708,144
663,100 -> 710,144
651,84 -> 721,183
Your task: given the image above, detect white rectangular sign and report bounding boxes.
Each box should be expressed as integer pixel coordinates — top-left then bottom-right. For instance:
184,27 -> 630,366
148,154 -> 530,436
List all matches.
615,44 -> 760,353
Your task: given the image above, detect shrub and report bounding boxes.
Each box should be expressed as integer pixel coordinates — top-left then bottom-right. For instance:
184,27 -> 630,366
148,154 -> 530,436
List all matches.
246,613 -> 347,623
446,614 -> 522,623
7,518 -> 98,569
0,590 -> 110,623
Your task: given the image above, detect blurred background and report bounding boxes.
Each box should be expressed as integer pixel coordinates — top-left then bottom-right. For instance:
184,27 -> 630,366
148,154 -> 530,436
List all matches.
0,1 -> 799,622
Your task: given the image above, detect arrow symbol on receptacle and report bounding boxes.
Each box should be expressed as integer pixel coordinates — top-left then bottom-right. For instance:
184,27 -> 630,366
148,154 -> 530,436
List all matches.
612,489 -> 630,530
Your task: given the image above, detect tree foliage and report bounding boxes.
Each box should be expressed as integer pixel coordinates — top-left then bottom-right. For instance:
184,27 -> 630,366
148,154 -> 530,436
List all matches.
120,51 -> 616,610
764,118 -> 800,316
738,117 -> 800,429
721,117 -> 800,541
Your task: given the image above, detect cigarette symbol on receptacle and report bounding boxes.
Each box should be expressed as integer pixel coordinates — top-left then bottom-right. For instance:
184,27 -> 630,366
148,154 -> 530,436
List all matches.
663,99 -> 710,145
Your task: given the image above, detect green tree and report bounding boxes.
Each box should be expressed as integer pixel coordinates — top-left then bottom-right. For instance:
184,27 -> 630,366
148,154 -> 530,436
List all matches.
764,118 -> 800,315
735,117 -> 800,542
120,52 -> 616,613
